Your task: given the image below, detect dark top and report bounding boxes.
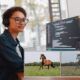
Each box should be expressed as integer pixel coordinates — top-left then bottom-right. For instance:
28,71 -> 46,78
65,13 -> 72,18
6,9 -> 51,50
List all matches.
0,30 -> 24,80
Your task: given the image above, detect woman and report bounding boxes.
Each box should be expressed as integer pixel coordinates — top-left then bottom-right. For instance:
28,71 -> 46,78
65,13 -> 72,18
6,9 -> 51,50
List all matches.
0,7 -> 28,80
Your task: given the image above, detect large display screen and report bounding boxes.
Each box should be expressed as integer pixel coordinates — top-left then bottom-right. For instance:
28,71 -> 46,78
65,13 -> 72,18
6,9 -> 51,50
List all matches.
46,16 -> 80,51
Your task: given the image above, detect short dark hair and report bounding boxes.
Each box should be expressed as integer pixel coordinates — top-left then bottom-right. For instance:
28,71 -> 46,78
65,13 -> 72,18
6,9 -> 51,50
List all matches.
2,6 -> 27,27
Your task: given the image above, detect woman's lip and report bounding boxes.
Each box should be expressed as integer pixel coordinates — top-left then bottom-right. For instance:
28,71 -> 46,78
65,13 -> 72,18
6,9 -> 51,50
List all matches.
18,26 -> 24,28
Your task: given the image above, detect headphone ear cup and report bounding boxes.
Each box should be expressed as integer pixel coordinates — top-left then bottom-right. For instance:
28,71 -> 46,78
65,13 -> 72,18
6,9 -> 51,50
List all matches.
3,18 -> 9,27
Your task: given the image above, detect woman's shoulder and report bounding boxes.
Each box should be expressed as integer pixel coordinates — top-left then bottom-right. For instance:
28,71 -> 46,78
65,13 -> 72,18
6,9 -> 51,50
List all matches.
0,33 -> 13,49
0,32 -> 8,44
0,33 -> 5,40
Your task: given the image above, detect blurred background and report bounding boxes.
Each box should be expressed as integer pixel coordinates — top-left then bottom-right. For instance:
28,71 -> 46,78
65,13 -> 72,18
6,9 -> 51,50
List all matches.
0,0 -> 80,51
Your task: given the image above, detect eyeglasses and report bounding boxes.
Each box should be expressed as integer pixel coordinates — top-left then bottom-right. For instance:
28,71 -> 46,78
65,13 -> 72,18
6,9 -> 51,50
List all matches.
11,17 -> 29,24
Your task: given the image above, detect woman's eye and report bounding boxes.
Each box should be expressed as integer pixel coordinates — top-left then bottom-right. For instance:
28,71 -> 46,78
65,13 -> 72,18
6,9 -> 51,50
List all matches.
15,18 -> 20,21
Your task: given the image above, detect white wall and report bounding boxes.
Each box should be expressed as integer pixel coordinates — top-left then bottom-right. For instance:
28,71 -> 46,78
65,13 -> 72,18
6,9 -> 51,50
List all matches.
0,0 -> 15,8
66,0 -> 80,17
60,0 -> 68,19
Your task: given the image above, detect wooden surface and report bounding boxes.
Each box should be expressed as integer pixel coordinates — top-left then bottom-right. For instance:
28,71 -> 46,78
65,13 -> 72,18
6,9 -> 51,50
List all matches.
24,76 -> 80,80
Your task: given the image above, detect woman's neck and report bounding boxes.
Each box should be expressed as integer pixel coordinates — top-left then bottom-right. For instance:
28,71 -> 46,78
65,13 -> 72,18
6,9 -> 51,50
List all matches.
8,29 -> 18,40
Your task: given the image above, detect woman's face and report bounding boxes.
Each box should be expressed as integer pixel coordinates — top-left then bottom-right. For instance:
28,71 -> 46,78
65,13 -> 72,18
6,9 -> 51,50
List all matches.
9,11 -> 27,33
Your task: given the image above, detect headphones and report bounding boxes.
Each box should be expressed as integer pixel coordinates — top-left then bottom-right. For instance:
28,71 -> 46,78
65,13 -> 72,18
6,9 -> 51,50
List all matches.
3,17 -> 9,27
